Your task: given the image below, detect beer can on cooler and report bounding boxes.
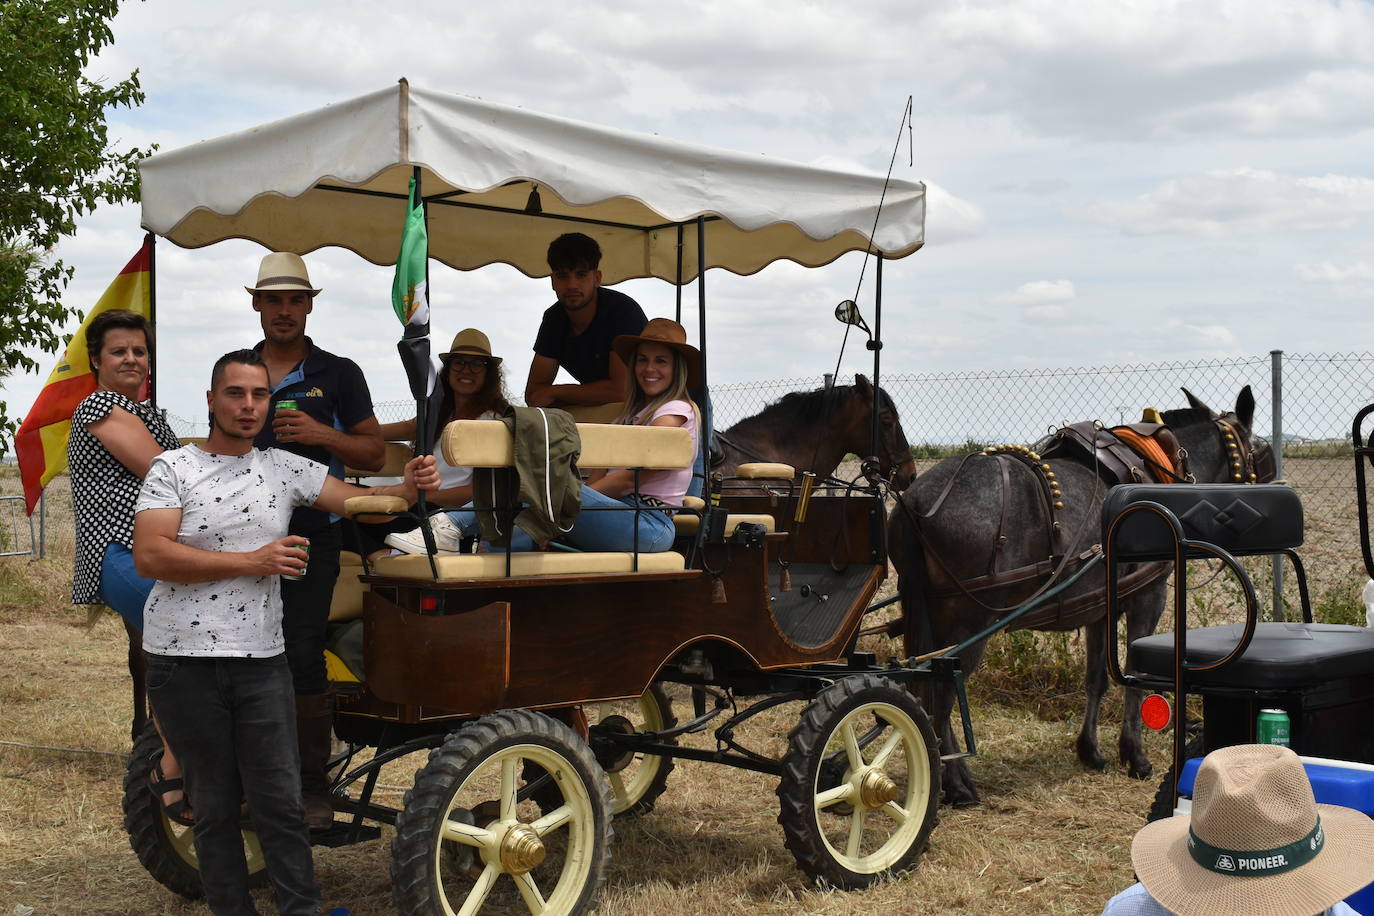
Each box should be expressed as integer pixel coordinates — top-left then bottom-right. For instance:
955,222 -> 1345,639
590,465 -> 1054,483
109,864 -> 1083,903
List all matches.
283,543 -> 310,581
1257,708 -> 1290,746
276,398 -> 298,413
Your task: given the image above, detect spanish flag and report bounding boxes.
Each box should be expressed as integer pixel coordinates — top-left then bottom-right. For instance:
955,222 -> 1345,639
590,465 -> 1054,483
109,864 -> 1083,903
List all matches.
14,236 -> 153,514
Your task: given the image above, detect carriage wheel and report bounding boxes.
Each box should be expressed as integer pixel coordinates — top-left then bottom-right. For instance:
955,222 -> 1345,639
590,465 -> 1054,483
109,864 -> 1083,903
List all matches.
1146,733 -> 1204,823
587,684 -> 677,817
390,709 -> 613,916
776,675 -> 940,889
122,722 -> 268,899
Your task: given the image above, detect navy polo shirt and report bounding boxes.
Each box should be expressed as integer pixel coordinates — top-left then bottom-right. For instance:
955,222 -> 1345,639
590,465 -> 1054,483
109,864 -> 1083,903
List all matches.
253,337 -> 375,531
532,287 -> 648,383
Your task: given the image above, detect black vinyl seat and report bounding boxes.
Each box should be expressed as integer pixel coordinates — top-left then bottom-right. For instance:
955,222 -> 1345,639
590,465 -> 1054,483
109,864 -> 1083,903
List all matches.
1132,622 -> 1374,689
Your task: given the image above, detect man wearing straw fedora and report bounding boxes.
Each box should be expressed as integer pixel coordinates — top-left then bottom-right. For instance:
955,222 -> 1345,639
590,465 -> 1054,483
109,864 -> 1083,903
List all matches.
1102,744 -> 1374,916
246,252 -> 384,831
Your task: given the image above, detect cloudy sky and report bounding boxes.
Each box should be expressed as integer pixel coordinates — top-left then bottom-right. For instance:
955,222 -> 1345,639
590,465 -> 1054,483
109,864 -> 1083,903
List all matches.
7,0 -> 1374,436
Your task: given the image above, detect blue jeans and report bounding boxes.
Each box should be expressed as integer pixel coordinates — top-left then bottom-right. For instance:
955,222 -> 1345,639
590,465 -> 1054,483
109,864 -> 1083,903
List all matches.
148,653 -> 320,916
101,542 -> 153,631
447,486 -> 676,552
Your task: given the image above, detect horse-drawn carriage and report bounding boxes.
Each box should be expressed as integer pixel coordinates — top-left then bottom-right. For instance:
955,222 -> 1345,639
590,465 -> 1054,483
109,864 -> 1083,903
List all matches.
120,82 -> 938,915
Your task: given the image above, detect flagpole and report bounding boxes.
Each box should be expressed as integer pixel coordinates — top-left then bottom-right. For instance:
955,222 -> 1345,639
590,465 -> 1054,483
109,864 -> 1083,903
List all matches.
148,231 -> 158,409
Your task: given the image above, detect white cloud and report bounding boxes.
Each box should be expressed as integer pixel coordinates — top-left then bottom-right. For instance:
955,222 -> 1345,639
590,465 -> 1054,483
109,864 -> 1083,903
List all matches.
1080,168 -> 1374,236
924,182 -> 987,244
993,279 -> 1076,307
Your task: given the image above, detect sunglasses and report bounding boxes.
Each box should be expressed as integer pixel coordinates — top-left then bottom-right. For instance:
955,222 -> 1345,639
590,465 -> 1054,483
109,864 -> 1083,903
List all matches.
448,356 -> 491,372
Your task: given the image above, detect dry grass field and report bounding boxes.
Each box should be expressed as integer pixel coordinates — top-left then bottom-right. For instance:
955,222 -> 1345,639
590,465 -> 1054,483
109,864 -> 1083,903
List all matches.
0,460 -> 1363,915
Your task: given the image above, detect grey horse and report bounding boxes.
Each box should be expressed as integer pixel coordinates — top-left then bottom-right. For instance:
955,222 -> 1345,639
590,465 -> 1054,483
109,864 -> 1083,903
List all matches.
888,387 -> 1271,806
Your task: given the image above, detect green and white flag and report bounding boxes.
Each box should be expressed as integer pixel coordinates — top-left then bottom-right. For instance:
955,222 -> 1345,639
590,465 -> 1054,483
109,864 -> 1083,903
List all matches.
392,176 -> 429,327
392,176 -> 434,400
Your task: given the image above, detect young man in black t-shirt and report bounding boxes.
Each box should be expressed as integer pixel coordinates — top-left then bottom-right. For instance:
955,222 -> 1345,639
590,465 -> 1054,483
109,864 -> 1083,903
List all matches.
525,233 -> 648,409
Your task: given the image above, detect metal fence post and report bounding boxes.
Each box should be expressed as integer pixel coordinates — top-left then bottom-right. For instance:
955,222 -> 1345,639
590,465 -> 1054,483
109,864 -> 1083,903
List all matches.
1271,349 -> 1284,621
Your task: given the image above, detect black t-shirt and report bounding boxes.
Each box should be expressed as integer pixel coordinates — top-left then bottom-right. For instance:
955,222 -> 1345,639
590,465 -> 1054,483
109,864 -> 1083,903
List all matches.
532,286 -> 648,383
252,338 -> 375,531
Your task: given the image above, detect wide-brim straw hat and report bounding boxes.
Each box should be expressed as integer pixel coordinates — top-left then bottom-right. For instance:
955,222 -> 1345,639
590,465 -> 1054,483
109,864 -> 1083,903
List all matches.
439,328 -> 502,366
612,318 -> 702,388
244,252 -> 321,296
1132,744 -> 1374,916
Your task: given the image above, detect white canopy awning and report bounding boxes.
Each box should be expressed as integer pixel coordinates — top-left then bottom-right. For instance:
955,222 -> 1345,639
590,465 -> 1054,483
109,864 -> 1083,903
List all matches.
140,81 -> 925,285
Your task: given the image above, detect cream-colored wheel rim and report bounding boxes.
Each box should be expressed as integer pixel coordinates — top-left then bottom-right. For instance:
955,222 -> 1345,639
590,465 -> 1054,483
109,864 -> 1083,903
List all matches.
812,701 -> 932,874
590,692 -> 670,815
434,742 -> 599,916
164,811 -> 266,876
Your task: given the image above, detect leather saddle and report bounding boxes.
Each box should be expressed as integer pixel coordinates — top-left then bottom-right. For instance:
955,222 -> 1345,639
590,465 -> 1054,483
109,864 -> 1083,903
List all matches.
1040,421 -> 1181,487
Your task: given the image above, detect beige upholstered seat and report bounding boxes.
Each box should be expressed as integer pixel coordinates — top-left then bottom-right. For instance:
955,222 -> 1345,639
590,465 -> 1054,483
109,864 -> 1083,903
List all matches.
345,441 -> 412,479
735,461 -> 796,479
673,513 -> 776,537
442,419 -> 693,470
372,550 -> 687,580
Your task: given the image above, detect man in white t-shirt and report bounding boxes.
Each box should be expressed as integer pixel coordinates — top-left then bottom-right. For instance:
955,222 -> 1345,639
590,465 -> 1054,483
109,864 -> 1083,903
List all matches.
133,349 -> 436,916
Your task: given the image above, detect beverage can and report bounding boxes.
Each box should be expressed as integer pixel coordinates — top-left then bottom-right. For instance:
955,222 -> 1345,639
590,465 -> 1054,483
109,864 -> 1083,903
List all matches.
283,543 -> 310,581
1257,708 -> 1290,746
276,398 -> 298,413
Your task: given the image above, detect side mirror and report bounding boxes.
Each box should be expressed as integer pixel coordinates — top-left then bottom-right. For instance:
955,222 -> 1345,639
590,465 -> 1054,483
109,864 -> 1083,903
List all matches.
834,300 -> 871,336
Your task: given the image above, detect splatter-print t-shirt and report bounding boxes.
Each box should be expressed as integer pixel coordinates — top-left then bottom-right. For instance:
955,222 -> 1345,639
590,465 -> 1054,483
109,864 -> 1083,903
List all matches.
135,445 -> 327,657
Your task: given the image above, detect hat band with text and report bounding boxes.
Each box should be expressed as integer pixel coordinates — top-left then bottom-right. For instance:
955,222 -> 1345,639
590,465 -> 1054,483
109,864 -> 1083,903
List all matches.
1188,818 -> 1324,877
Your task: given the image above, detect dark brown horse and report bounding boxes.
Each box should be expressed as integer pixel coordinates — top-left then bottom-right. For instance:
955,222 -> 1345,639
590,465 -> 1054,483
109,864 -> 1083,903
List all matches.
712,375 -> 915,490
888,388 -> 1271,806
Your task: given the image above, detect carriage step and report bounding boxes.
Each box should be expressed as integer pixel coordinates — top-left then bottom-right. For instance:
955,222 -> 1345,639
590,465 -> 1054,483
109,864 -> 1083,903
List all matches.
940,752 -> 973,762
310,823 -> 382,848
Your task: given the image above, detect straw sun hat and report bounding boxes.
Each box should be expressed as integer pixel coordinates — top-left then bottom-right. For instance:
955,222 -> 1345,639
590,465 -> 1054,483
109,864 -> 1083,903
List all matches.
611,318 -> 701,387
439,328 -> 502,366
244,252 -> 321,296
1132,744 -> 1374,916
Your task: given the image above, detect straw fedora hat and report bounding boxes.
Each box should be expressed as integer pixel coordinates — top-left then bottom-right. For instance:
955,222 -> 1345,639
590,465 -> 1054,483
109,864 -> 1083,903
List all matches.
612,318 -> 701,388
1132,744 -> 1374,916
439,328 -> 501,366
245,252 -> 322,296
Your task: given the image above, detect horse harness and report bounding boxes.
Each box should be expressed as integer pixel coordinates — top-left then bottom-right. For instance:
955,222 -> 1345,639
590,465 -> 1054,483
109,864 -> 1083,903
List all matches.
900,412 -> 1263,633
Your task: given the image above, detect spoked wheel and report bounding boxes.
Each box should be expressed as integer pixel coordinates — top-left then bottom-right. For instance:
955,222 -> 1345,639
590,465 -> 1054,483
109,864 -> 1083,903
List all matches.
587,684 -> 676,817
122,721 -> 268,899
391,709 -> 613,916
777,674 -> 940,889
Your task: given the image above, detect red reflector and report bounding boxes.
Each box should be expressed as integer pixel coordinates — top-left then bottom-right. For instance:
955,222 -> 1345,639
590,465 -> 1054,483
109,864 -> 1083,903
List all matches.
420,596 -> 438,612
1141,694 -> 1172,731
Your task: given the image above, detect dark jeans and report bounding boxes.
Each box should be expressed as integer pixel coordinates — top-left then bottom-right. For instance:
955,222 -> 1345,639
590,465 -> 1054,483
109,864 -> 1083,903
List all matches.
148,653 -> 320,916
281,521 -> 341,697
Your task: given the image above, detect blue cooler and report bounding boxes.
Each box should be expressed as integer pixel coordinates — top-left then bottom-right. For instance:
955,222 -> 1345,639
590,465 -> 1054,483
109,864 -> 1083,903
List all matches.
1176,757 -> 1374,913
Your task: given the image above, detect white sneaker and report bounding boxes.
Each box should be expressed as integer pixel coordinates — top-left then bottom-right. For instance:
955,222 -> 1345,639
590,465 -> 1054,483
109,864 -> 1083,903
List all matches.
384,514 -> 468,555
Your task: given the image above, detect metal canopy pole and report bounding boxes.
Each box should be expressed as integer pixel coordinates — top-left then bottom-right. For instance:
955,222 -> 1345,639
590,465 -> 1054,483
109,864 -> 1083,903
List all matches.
675,224 -> 684,324
869,253 -> 883,459
148,232 -> 158,409
696,217 -> 708,386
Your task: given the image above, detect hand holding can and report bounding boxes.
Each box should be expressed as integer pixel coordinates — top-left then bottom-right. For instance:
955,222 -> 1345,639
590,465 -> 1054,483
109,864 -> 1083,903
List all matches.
283,540 -> 310,581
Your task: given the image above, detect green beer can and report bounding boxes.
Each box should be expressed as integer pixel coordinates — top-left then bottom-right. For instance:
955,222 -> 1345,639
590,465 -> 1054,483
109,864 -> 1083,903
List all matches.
1257,708 -> 1290,746
283,543 -> 310,581
276,398 -> 298,413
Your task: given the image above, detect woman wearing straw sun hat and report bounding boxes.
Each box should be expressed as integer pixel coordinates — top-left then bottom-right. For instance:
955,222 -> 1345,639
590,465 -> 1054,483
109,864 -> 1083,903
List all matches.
346,328 -> 511,558
1102,744 -> 1374,916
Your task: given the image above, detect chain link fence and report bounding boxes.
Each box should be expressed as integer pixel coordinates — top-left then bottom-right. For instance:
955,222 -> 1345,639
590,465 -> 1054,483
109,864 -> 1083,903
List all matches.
8,352 -> 1374,614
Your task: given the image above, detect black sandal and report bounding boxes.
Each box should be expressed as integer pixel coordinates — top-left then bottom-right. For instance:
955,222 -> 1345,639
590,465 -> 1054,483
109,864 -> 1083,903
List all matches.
149,761 -> 195,827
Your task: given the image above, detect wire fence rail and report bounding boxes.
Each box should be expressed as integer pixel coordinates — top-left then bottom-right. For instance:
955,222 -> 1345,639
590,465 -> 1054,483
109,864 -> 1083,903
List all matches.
6,351 -> 1374,613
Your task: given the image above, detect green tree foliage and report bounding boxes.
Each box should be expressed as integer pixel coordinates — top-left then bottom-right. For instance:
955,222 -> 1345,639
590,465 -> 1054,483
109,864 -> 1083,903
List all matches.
0,0 -> 152,449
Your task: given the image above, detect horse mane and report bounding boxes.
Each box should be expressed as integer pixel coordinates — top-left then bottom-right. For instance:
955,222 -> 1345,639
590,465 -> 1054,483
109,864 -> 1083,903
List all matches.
751,384 -> 855,424
1159,407 -> 1213,429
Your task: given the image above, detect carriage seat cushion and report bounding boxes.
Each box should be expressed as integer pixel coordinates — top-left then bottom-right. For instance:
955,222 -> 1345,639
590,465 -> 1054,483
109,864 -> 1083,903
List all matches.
736,462 -> 796,479
1102,484 -> 1303,561
442,419 -> 692,470
371,550 -> 687,580
1131,623 -> 1374,688
329,551 -> 366,622
673,513 -> 777,537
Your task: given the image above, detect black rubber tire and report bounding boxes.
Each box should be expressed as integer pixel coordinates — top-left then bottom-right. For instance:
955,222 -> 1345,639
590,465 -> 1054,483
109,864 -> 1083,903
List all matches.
777,674 -> 941,889
390,709 -> 614,916
122,722 -> 268,900
587,684 -> 677,817
1147,734 -> 1205,823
